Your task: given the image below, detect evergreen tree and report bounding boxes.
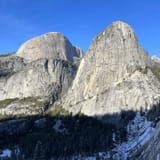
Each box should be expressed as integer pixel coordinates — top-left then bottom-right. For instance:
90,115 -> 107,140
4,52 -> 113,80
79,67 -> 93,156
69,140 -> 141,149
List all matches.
33,141 -> 46,160
11,150 -> 17,160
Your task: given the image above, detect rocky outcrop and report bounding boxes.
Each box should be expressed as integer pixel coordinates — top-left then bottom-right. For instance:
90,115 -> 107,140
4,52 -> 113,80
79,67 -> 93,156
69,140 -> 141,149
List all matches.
60,21 -> 160,116
0,97 -> 47,116
0,54 -> 26,77
0,58 -> 76,101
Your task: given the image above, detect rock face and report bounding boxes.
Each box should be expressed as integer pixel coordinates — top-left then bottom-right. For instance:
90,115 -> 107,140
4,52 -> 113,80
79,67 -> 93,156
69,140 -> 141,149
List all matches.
0,54 -> 26,77
0,33 -> 82,116
16,32 -> 83,62
0,58 -> 76,101
61,21 -> 160,116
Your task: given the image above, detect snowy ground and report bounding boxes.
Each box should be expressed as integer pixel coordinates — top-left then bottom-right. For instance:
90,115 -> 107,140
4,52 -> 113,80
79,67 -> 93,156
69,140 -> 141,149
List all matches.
79,112 -> 155,160
0,149 -> 11,158
109,112 -> 155,160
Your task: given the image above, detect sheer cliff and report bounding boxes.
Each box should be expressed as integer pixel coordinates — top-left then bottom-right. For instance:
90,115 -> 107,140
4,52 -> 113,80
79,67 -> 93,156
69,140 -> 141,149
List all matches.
60,21 -> 160,116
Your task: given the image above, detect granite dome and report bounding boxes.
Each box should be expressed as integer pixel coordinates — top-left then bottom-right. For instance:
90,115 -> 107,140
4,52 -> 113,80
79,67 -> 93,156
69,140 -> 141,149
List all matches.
16,32 -> 82,62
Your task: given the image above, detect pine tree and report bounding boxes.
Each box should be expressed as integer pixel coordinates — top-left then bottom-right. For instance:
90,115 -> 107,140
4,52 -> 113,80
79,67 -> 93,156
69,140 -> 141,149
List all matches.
11,150 -> 17,160
33,141 -> 46,160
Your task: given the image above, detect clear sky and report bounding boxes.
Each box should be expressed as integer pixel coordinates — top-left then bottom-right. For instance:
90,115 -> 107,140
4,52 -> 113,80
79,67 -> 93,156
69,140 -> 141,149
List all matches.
0,0 -> 160,56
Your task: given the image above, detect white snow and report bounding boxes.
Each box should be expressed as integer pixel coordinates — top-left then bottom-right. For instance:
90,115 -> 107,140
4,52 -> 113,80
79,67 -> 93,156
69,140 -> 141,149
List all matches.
53,119 -> 63,132
80,113 -> 155,160
151,55 -> 160,64
69,112 -> 156,160
108,112 -> 155,159
0,113 -> 155,160
53,119 -> 68,133
0,149 -> 11,158
157,153 -> 160,160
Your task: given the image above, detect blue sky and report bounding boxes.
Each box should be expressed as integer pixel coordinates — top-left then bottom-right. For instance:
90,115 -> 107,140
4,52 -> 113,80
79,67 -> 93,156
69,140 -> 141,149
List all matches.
0,0 -> 160,56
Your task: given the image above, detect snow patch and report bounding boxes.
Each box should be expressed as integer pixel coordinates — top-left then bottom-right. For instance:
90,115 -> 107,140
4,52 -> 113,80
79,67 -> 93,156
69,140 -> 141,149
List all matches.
157,153 -> 160,160
0,149 -> 11,158
79,113 -> 155,160
53,119 -> 67,133
109,112 -> 155,159
151,55 -> 160,64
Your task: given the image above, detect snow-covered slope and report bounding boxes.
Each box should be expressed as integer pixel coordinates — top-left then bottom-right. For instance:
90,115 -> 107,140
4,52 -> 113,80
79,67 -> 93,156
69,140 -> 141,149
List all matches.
74,113 -> 157,160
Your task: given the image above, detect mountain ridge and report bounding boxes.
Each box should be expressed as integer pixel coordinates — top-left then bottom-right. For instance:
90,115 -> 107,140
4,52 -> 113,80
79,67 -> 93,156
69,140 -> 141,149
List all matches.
1,20 -> 160,160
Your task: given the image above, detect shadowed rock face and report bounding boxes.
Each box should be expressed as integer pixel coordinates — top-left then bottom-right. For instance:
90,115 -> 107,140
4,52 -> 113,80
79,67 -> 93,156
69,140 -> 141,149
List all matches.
16,32 -> 83,62
61,21 -> 160,116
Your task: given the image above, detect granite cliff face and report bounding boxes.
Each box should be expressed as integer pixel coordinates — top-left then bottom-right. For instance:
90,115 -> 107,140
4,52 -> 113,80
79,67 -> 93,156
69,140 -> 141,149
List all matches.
0,33 -> 82,116
61,21 -> 160,116
0,54 -> 26,77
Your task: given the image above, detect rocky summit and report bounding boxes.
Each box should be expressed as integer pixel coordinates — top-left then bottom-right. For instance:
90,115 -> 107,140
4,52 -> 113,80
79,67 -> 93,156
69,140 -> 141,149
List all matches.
1,21 -> 160,160
61,21 -> 160,116
16,32 -> 83,62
